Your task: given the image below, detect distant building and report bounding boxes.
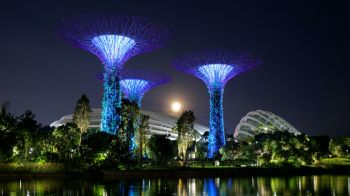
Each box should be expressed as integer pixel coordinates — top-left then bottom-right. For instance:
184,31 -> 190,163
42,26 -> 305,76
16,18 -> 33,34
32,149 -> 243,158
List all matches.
234,110 -> 301,140
50,109 -> 209,140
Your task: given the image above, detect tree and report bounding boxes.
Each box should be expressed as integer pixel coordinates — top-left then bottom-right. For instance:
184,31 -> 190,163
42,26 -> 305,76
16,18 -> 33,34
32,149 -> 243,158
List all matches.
255,131 -> 312,167
219,140 -> 238,161
135,114 -> 150,161
52,123 -> 80,163
194,131 -> 208,161
148,135 -> 175,166
0,102 -> 18,162
329,136 -> 350,158
118,99 -> 140,152
72,94 -> 91,145
80,132 -> 114,168
16,110 -> 41,162
105,137 -> 131,169
0,102 -> 10,115
174,110 -> 196,166
309,135 -> 330,160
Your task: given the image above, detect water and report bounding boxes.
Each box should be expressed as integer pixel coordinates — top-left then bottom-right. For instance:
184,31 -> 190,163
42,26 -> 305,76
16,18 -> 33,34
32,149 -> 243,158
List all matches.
0,175 -> 349,195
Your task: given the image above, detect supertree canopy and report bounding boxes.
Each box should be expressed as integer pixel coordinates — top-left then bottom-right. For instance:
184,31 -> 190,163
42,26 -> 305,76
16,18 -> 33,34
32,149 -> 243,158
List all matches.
57,13 -> 170,134
120,69 -> 170,107
172,50 -> 261,158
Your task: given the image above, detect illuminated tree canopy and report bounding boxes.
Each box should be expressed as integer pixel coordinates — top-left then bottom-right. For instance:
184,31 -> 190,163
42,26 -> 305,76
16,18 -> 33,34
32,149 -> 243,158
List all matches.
91,35 -> 136,68
172,50 -> 261,158
120,69 -> 170,106
57,12 -> 170,70
172,50 -> 260,89
57,13 -> 170,134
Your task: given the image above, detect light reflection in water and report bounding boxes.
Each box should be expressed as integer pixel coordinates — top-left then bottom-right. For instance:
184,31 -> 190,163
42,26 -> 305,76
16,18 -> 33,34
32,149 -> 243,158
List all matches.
206,178 -> 218,196
0,175 -> 349,195
189,178 -> 196,195
348,177 -> 350,195
313,175 -> 318,193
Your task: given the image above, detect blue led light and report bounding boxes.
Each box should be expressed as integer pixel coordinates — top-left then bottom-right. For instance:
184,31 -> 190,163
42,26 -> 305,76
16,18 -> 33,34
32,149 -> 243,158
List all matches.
120,79 -> 149,106
130,136 -> 137,154
92,35 -> 135,135
196,64 -> 233,158
207,87 -> 225,158
198,64 -> 233,87
92,35 -> 136,68
101,70 -> 121,134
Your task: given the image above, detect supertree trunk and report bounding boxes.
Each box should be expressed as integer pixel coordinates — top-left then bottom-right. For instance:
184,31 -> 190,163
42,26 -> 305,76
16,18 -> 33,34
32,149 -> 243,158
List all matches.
101,68 -> 121,134
207,87 -> 226,158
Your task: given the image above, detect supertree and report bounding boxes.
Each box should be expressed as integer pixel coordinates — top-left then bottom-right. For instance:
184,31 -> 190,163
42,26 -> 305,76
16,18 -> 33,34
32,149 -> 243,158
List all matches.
57,13 -> 170,134
120,69 -> 170,107
120,69 -> 169,154
171,50 -> 261,158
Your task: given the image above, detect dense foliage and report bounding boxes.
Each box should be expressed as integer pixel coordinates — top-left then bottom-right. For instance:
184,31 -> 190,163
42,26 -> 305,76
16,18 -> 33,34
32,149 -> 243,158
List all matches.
0,99 -> 349,171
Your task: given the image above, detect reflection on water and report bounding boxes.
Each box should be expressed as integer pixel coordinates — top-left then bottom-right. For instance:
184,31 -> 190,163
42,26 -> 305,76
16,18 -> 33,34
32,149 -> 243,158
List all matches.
0,175 -> 349,195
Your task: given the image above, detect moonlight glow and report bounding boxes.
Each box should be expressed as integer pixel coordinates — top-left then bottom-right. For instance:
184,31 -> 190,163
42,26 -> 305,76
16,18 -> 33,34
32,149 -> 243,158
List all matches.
171,102 -> 182,112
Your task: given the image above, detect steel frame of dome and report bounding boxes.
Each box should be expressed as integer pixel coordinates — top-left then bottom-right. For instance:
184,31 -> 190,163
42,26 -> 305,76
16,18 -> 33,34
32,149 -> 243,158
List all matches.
50,109 -> 209,140
234,110 -> 300,140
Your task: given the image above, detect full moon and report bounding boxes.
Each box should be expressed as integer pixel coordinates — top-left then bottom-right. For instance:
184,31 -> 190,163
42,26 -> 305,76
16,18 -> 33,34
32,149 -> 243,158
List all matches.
171,102 -> 182,112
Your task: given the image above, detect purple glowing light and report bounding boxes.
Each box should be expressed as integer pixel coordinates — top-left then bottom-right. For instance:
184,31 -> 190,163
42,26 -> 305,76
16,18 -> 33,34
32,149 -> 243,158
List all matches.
198,64 -> 234,88
120,69 -> 170,106
120,79 -> 149,105
57,12 -> 170,69
91,35 -> 136,67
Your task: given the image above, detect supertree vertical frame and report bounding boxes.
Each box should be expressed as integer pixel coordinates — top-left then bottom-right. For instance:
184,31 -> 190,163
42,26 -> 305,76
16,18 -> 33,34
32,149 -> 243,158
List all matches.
57,13 -> 170,134
172,50 -> 261,158
120,69 -> 170,153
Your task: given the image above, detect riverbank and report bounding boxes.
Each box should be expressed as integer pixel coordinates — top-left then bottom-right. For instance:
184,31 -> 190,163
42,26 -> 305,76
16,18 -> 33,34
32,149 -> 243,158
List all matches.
1,165 -> 350,178
102,166 -> 350,178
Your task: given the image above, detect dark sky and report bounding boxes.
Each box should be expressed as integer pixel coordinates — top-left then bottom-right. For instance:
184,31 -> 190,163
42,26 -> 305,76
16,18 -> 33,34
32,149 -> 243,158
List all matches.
0,1 -> 349,137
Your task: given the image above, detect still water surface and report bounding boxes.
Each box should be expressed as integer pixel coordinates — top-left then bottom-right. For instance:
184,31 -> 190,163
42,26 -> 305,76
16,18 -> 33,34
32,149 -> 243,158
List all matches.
0,175 -> 349,195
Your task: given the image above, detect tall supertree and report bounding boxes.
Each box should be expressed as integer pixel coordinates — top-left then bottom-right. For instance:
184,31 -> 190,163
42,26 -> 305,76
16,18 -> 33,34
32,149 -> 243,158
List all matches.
57,13 -> 170,134
120,69 -> 169,154
172,50 -> 261,158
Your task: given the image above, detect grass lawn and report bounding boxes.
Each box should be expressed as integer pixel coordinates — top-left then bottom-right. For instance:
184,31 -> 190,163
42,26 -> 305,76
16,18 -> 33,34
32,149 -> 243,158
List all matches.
0,163 -> 65,174
319,158 -> 350,166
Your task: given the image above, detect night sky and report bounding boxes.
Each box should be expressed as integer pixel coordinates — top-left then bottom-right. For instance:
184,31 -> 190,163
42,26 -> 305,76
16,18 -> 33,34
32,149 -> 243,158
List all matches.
0,1 -> 348,137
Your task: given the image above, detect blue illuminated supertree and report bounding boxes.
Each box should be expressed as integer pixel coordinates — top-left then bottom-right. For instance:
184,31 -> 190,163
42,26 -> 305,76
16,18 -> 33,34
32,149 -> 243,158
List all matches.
172,50 -> 261,158
120,69 -> 170,107
120,69 -> 169,153
57,13 -> 170,134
